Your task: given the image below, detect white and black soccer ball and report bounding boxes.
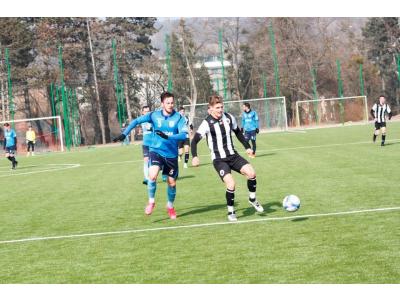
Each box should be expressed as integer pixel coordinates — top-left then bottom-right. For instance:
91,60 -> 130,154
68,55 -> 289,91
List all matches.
283,195 -> 300,212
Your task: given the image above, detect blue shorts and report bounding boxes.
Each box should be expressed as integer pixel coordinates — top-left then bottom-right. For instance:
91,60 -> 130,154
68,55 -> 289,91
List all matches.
142,145 -> 150,158
149,151 -> 179,179
5,146 -> 16,155
244,130 -> 257,141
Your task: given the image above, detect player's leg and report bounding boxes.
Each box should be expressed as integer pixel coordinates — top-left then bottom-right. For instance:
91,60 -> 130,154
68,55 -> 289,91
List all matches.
31,142 -> 35,156
373,122 -> 380,142
142,145 -> 150,185
164,157 -> 179,219
381,125 -> 387,146
145,152 -> 162,215
251,133 -> 257,156
5,150 -> 12,164
183,142 -> 190,168
234,155 -> 264,213
27,142 -> 30,156
178,141 -> 183,162
8,148 -> 17,170
214,159 -> 237,221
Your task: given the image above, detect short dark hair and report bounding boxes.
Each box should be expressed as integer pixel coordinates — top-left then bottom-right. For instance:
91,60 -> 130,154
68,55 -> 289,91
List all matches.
243,102 -> 250,109
208,95 -> 223,107
4,122 -> 10,127
160,91 -> 174,102
379,95 -> 385,99
141,105 -> 149,112
179,106 -> 185,111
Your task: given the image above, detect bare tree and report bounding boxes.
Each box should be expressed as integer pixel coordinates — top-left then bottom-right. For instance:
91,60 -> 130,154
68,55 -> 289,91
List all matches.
86,18 -> 106,144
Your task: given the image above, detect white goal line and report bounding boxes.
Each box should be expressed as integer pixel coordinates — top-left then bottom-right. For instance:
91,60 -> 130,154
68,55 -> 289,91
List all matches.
0,206 -> 399,245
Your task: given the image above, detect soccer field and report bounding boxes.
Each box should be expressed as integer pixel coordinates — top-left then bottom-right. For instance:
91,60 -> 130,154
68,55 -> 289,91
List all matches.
1,122 -> 400,283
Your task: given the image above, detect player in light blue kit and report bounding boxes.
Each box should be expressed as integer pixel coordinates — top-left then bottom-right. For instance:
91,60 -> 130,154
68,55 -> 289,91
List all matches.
241,102 -> 259,158
114,92 -> 188,219
2,123 -> 19,170
140,105 -> 153,185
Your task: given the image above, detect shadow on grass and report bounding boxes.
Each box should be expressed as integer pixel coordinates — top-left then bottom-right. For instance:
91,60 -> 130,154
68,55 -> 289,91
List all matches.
152,203 -> 226,223
251,152 -> 276,158
177,175 -> 195,180
291,217 -> 309,222
237,201 -> 281,217
381,141 -> 400,147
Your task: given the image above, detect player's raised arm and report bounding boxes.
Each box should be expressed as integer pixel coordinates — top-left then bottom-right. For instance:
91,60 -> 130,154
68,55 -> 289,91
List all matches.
190,119 -> 208,167
113,113 -> 152,142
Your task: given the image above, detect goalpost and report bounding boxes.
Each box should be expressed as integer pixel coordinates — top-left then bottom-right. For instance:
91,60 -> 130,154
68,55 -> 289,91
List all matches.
0,116 -> 64,153
295,95 -> 368,128
184,97 -> 288,132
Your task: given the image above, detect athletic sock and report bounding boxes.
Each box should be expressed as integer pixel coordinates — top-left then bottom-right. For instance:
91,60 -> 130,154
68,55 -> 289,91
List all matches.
247,177 -> 257,200
382,134 -> 386,145
184,153 -> 189,163
373,134 -> 377,142
147,180 -> 157,202
251,140 -> 256,154
226,188 -> 235,208
11,156 -> 16,167
167,185 -> 176,207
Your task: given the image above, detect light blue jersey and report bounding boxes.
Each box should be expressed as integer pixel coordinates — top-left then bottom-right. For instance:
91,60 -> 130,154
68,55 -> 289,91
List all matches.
4,129 -> 17,147
124,110 -> 188,158
241,110 -> 259,132
141,119 -> 153,147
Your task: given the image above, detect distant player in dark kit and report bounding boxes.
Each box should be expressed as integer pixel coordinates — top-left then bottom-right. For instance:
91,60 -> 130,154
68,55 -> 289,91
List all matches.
113,92 -> 189,219
241,102 -> 259,158
371,95 -> 392,146
3,123 -> 18,170
191,95 -> 264,221
178,106 -> 193,169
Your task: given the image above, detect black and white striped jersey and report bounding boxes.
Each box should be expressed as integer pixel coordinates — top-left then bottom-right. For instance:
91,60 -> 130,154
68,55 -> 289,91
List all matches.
371,103 -> 391,123
182,115 -> 194,131
196,112 -> 239,160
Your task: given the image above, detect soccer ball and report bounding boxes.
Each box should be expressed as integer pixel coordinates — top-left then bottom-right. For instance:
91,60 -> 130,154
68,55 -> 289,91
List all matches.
283,195 -> 301,212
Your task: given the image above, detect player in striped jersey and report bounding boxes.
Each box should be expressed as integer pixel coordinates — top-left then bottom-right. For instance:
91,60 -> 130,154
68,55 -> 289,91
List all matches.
191,95 -> 264,221
371,95 -> 392,146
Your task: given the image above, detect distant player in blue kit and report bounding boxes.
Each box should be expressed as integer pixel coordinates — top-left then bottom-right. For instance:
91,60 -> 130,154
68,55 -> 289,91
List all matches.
241,102 -> 259,158
2,123 -> 18,170
140,105 -> 153,185
113,92 -> 189,219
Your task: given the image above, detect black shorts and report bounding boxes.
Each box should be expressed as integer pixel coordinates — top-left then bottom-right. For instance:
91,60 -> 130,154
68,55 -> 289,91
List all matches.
178,138 -> 190,148
213,153 -> 249,181
142,145 -> 150,158
27,141 -> 35,150
5,146 -> 16,155
149,151 -> 179,179
375,122 -> 386,130
244,130 -> 257,141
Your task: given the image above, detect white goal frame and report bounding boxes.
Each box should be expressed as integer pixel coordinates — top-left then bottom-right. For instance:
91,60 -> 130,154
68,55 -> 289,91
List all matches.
295,95 -> 368,128
0,115 -> 64,152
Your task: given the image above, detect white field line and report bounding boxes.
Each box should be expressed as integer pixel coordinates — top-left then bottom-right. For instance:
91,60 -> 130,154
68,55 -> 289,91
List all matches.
0,164 -> 80,178
0,206 -> 399,245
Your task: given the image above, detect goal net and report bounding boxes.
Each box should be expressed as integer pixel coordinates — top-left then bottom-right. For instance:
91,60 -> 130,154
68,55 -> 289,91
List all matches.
184,97 -> 288,132
0,116 -> 64,153
295,96 -> 368,128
